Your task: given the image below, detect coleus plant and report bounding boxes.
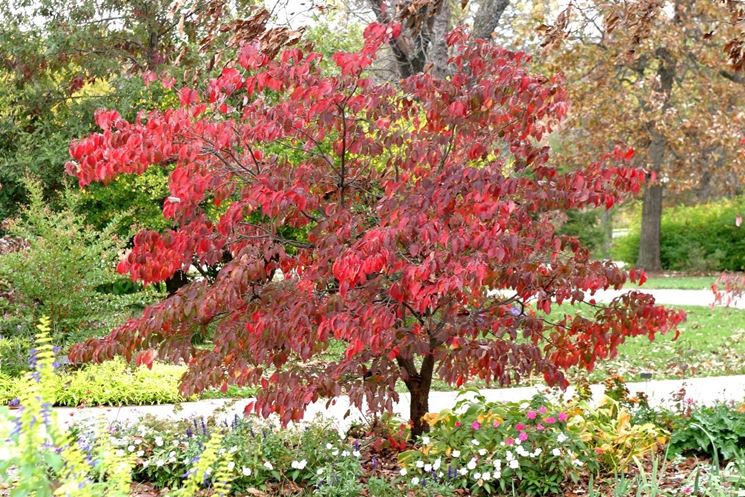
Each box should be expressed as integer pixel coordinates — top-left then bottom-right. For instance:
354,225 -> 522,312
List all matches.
66,23 -> 684,437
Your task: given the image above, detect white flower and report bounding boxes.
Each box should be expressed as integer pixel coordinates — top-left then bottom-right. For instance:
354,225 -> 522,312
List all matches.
493,459 -> 502,469
467,458 -> 477,470
573,459 -> 584,467
134,438 -> 142,445
400,468 -> 408,476
520,402 -> 529,409
115,449 -> 125,457
437,471 -> 444,478
263,461 -> 274,471
136,450 -> 144,457
459,467 -> 468,476
352,450 -> 361,458
516,447 -> 528,457
494,470 -> 502,479
155,436 -> 164,447
326,443 -> 334,450
557,433 -> 568,444
482,471 -> 491,480
317,468 -> 325,475
471,439 -> 480,446
155,459 -> 164,467
515,437 -> 522,445
509,459 -> 519,469
127,445 -> 135,452
422,436 -> 430,445
341,450 -> 350,457
416,460 -> 425,469
411,477 -> 420,485
552,448 -> 561,457
242,467 -> 252,476
452,450 -> 461,458
424,463 -> 432,472
228,446 -> 238,454
533,448 -> 542,457
227,461 -> 235,471
478,448 -> 487,456
331,449 -> 339,456
433,458 -> 441,471
505,451 -> 514,461
291,459 -> 307,470
474,472 -> 482,480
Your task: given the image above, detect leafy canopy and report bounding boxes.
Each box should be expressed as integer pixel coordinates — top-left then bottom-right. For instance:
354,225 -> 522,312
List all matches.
66,24 -> 684,430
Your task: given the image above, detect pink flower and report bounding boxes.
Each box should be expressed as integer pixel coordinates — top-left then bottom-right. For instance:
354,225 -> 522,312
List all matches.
526,410 -> 537,420
681,487 -> 693,495
455,421 -> 462,428
492,420 -> 501,428
544,417 -> 556,425
536,424 -> 545,431
518,431 -> 528,442
505,437 -> 515,446
515,423 -> 526,431
538,406 -> 547,415
471,421 -> 481,431
558,412 -> 568,422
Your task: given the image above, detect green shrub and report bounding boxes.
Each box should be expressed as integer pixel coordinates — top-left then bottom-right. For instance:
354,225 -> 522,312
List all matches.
0,358 -> 192,407
559,209 -> 609,257
612,196 -> 745,271
669,403 -> 745,462
0,178 -> 160,373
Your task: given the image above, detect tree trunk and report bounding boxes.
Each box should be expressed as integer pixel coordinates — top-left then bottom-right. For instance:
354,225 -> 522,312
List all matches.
637,46 -> 674,273
637,183 -> 663,271
408,380 -> 431,439
402,354 -> 435,439
165,269 -> 189,295
473,0 -> 511,39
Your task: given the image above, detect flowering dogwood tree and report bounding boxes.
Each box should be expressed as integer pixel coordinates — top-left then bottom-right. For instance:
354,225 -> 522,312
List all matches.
66,24 -> 684,437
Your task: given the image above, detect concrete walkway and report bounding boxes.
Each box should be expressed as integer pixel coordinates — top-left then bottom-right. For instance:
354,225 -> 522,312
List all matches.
52,374 -> 745,432
589,288 -> 745,309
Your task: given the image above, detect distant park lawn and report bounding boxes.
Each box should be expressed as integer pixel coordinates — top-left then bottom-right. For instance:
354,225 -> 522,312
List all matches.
426,304 -> 745,391
627,274 -> 718,290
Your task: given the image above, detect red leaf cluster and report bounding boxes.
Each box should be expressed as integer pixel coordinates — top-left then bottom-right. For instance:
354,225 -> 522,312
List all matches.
66,24 -> 684,426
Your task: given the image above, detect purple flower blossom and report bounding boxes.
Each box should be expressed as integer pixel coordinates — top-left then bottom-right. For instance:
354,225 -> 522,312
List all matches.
471,421 -> 481,430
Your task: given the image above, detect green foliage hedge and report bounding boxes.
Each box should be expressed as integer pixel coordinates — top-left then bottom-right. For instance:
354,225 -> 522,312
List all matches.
613,196 -> 745,271
0,359 -> 191,407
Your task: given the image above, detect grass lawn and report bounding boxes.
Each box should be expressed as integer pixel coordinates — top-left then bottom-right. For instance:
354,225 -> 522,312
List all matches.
203,303 -> 745,397
425,304 -> 745,391
626,275 -> 718,290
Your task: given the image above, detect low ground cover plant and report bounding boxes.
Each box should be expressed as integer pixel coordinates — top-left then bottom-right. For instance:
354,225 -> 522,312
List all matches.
0,359 -> 190,407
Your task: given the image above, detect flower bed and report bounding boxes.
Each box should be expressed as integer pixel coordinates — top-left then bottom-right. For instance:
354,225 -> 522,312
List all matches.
2,324 -> 745,496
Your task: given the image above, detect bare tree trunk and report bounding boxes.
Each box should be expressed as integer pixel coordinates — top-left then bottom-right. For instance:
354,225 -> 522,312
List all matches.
472,0 -> 510,39
637,183 -> 663,271
637,47 -> 674,272
429,0 -> 451,77
401,354 -> 435,439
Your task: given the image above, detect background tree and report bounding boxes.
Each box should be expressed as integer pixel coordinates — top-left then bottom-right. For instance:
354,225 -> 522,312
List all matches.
0,0 -> 296,223
540,0 -> 745,271
66,25 -> 683,437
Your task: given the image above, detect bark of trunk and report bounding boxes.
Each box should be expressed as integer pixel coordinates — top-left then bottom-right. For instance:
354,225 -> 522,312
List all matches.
637,47 -> 674,272
637,183 -> 663,271
165,269 -> 189,295
472,0 -> 511,39
408,380 -> 431,439
402,354 -> 435,439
